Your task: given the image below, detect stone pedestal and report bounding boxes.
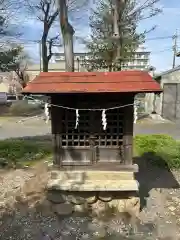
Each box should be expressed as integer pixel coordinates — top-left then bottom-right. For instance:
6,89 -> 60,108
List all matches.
46,169 -> 140,218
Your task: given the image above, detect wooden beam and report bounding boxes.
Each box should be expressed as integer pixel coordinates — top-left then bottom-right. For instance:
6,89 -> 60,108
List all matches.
51,95 -> 62,166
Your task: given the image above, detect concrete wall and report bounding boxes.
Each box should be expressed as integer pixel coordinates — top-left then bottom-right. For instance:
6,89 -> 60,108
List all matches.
143,69 -> 180,116
0,82 -> 8,93
155,69 -> 180,116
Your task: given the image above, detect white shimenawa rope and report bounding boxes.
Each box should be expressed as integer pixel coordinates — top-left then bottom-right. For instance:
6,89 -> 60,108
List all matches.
25,95 -> 138,128
26,95 -> 135,111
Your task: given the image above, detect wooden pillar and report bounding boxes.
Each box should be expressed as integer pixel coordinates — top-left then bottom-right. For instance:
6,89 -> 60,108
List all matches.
51,95 -> 62,167
123,99 -> 134,165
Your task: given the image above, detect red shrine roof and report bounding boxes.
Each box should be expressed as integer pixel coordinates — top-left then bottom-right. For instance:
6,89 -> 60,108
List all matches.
22,71 -> 162,94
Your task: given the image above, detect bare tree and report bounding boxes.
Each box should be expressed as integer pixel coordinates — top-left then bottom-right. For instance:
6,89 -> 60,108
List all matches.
14,53 -> 30,88
25,0 -> 61,72
25,0 -> 91,72
56,0 -> 91,72
0,0 -> 23,40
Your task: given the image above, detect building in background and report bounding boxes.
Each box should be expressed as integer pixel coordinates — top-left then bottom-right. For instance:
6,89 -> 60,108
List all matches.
0,72 -> 22,104
52,52 -> 88,72
26,45 -> 150,81
27,56 -> 85,81
122,46 -> 150,70
53,45 -> 150,71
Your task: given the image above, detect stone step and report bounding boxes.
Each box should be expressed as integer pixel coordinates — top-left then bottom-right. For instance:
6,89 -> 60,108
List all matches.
51,170 -> 135,182
47,179 -> 139,192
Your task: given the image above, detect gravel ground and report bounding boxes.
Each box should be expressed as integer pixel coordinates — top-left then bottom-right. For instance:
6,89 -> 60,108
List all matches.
0,169 -> 35,210
0,162 -> 180,240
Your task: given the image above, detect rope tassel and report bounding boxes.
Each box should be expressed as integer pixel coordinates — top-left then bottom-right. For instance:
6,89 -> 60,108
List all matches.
102,109 -> 107,130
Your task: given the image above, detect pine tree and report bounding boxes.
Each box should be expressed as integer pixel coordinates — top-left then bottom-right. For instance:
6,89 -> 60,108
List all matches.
84,0 -> 160,71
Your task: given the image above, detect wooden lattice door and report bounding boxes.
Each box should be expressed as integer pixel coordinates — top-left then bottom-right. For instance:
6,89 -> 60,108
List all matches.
90,109 -> 123,163
61,107 -> 123,165
61,109 -> 92,165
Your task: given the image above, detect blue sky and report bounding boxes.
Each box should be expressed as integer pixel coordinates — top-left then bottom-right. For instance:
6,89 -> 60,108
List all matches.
20,0 -> 180,73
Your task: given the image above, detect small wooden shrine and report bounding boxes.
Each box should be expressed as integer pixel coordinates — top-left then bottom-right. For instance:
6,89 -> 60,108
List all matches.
23,71 -> 161,215
23,71 -> 161,169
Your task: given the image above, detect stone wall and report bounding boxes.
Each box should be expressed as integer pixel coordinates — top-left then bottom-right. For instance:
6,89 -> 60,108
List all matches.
46,190 -> 140,219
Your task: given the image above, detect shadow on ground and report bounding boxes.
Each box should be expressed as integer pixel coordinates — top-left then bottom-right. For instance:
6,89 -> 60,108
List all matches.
134,152 -> 180,210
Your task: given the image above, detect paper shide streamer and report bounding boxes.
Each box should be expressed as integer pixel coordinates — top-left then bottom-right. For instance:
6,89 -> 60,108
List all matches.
75,109 -> 79,129
27,95 -> 136,130
102,109 -> 107,130
44,103 -> 50,124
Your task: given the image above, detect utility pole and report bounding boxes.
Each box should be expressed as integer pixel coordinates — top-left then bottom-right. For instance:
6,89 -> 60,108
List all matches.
172,30 -> 178,68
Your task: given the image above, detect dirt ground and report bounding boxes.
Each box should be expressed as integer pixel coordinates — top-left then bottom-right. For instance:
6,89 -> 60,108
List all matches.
0,161 -> 180,240
1,117 -> 180,239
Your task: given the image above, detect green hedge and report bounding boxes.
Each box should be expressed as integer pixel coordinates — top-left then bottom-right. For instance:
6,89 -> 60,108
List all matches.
0,139 -> 52,168
134,134 -> 180,169
1,134 -> 180,169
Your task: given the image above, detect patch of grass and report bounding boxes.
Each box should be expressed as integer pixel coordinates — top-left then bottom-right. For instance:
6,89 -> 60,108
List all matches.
134,134 -> 180,169
0,139 -> 52,168
1,134 -> 180,170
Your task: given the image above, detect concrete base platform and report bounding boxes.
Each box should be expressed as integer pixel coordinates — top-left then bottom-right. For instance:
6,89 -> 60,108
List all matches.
48,179 -> 139,191
47,170 -> 139,192
46,169 -> 140,217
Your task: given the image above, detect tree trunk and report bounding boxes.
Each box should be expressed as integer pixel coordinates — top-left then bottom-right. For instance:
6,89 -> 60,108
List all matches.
57,0 -> 75,72
42,37 -> 49,72
108,64 -> 112,72
43,58 -> 49,72
112,0 -> 125,71
63,31 -> 74,72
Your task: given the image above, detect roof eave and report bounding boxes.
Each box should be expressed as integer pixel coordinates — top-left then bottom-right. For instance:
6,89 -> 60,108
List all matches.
22,89 -> 162,95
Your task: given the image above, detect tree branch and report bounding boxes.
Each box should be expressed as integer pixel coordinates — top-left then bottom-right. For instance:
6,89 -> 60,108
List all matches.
48,9 -> 59,28
47,35 -> 60,61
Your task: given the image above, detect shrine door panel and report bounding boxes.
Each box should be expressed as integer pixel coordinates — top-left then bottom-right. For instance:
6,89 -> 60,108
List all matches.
92,109 -> 123,163
61,109 -> 91,165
